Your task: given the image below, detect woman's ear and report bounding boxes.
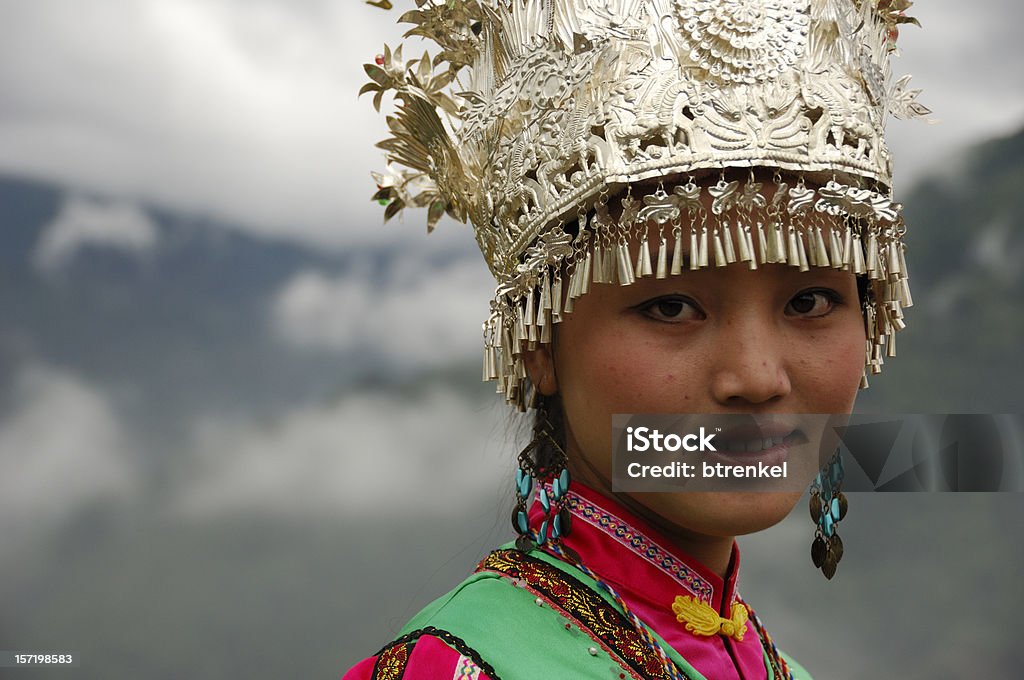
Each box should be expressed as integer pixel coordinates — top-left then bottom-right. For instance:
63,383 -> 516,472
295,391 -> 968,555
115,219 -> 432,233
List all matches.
522,345 -> 559,396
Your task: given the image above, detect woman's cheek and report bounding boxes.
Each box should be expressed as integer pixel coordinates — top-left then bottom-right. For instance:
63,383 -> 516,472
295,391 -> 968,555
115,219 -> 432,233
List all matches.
584,336 -> 672,410
797,323 -> 865,410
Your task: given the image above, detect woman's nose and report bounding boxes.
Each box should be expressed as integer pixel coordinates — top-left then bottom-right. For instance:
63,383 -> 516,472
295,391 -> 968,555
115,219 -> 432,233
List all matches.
708,316 -> 792,406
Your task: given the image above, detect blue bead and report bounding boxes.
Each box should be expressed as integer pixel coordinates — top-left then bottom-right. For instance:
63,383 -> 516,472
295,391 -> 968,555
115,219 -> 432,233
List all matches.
822,513 -> 834,537
830,461 -> 843,486
538,520 -> 548,545
552,478 -> 562,500
516,511 -> 529,535
554,514 -> 562,537
516,469 -> 524,487
518,475 -> 533,501
540,488 -> 550,513
559,468 -> 571,494
830,497 -> 841,520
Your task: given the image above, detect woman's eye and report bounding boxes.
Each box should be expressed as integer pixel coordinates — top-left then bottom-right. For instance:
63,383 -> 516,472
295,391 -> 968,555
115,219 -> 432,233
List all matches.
786,289 -> 840,317
639,296 -> 704,323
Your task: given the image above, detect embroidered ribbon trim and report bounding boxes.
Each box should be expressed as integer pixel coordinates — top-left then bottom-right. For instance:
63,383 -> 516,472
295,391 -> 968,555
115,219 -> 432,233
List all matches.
671,596 -> 748,641
479,550 -> 684,680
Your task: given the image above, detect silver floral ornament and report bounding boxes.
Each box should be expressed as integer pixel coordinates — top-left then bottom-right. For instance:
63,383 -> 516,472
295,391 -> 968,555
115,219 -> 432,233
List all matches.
674,0 -> 811,84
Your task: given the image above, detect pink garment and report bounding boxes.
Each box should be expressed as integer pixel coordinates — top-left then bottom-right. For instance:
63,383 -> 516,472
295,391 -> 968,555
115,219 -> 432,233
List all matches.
532,484 -> 768,680
342,635 -> 493,680
342,483 -> 773,679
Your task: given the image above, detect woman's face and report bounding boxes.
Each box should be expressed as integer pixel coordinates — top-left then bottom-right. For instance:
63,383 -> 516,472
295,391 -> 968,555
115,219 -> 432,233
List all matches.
527,223 -> 866,539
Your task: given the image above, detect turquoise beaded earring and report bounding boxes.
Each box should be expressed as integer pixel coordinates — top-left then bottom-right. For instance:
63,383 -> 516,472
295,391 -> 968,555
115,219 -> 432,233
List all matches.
810,450 -> 847,579
512,404 -> 572,552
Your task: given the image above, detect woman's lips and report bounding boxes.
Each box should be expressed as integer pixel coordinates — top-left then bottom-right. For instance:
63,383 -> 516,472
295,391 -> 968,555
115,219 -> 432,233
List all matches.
709,429 -> 808,467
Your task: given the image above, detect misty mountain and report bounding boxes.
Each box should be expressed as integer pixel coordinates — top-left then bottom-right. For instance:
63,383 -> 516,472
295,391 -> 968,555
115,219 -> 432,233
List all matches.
0,175 -> 480,444
868,125 -> 1024,412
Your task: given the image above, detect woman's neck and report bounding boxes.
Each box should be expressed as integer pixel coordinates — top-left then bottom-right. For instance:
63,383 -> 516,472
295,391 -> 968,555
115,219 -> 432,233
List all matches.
567,454 -> 737,579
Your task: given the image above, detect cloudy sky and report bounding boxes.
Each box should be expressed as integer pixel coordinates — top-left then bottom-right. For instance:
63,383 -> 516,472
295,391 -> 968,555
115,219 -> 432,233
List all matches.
1,1 -> 1023,251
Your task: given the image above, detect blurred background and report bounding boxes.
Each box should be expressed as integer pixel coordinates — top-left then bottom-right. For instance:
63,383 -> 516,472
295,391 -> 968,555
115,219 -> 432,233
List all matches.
0,1 -> 1022,678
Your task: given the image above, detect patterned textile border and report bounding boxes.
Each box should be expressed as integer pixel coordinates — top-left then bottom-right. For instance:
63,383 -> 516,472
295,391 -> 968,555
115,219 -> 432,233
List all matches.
565,492 -> 716,603
371,640 -> 410,680
454,654 -> 483,680
478,549 -> 695,680
371,627 -> 500,680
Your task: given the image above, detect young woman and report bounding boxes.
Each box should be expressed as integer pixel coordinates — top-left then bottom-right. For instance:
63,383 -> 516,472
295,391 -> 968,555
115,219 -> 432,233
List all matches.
347,1 -> 926,678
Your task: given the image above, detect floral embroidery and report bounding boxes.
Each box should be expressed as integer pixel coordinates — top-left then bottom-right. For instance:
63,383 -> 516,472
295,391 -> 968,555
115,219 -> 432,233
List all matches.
371,641 -> 410,680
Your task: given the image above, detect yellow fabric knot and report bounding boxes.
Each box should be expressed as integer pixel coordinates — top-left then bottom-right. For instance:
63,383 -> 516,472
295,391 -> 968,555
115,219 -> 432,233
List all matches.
671,595 -> 748,641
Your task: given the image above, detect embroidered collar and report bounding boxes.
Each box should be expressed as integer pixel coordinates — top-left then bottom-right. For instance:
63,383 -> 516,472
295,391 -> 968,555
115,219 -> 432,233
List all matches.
532,483 -> 741,610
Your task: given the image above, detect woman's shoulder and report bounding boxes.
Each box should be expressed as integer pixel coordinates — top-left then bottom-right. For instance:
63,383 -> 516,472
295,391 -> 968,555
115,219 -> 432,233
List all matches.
341,550 -> 550,680
341,547 -> 636,680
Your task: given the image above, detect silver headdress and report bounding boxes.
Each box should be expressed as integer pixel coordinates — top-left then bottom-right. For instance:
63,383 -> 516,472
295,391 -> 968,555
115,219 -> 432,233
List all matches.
364,0 -> 928,408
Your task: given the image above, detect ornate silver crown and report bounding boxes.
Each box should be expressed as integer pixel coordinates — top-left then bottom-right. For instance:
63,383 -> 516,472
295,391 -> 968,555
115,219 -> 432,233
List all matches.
364,0 -> 927,408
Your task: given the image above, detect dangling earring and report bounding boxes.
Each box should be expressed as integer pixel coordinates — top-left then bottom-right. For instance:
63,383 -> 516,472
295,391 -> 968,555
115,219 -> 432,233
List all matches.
512,400 -> 572,553
809,449 -> 847,579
